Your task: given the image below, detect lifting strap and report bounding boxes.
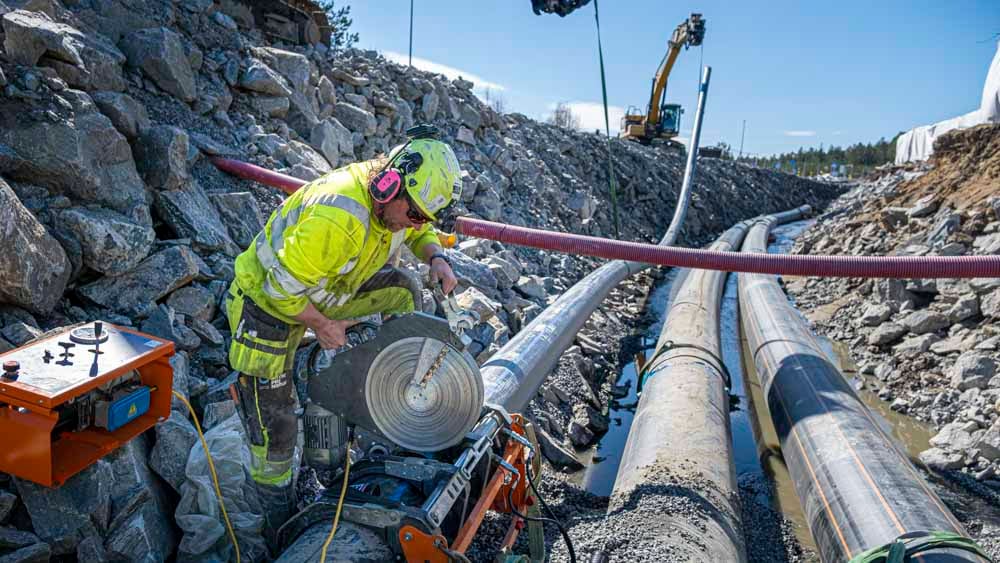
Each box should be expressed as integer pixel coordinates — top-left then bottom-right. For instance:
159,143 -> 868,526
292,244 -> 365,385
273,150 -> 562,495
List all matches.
848,530 -> 992,563
592,0 -> 621,238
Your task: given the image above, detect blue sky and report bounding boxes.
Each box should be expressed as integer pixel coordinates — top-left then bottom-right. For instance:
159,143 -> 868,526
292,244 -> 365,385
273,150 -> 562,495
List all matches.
347,1 -> 999,157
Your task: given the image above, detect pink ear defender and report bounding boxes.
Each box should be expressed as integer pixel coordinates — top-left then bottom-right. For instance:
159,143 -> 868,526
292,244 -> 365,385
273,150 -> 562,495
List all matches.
372,169 -> 402,203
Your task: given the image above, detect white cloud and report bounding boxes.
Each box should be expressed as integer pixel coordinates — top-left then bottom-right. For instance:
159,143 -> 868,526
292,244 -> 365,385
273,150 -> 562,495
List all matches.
784,130 -> 817,137
381,50 -> 505,92
546,101 -> 626,134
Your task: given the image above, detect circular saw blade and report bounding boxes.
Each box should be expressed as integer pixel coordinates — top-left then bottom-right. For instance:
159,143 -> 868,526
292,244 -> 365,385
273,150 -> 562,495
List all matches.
365,336 -> 483,452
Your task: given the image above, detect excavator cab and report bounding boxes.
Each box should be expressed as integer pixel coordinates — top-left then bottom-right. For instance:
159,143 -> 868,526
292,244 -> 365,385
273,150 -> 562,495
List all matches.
658,103 -> 683,137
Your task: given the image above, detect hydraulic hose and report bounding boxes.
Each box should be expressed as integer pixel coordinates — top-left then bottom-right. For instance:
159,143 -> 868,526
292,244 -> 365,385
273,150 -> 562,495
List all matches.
454,216 -> 1000,279
210,157 -> 304,194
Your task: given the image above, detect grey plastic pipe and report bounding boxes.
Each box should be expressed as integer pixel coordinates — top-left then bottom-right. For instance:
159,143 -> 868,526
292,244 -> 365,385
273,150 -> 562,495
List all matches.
483,66 -> 713,411
604,206 -> 809,562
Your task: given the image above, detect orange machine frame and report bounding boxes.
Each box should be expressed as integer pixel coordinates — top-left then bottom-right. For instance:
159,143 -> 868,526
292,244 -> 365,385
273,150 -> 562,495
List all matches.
398,414 -> 535,563
0,324 -> 174,487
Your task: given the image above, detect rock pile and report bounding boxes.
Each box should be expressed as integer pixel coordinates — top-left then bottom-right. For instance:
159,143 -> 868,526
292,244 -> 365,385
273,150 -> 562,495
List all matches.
0,1 -> 837,559
788,123 -> 1000,486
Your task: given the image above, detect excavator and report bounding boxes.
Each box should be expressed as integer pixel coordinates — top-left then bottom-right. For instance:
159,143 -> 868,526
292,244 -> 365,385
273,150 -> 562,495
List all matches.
531,0 -> 592,16
218,0 -> 332,46
620,13 -> 706,146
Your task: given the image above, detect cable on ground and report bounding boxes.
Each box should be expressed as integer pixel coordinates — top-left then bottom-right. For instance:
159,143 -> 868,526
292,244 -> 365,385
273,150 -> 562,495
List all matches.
320,426 -> 355,563
507,466 -> 577,563
171,389 -> 241,563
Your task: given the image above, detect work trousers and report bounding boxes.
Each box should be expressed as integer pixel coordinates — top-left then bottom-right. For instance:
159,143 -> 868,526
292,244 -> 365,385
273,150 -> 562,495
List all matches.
227,266 -> 422,486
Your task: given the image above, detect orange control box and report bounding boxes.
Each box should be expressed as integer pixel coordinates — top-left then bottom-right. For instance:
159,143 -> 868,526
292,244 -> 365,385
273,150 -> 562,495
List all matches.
0,322 -> 174,487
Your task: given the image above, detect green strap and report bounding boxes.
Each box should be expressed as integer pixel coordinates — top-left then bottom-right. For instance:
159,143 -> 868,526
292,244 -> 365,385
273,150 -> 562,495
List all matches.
592,0 -> 621,239
849,530 -> 992,563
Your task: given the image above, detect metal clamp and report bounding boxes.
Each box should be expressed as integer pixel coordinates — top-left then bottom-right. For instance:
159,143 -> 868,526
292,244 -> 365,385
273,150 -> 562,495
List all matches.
434,285 -> 478,341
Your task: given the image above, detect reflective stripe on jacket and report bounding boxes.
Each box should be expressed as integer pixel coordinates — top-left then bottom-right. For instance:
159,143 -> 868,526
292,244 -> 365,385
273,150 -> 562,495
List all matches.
233,161 -> 439,323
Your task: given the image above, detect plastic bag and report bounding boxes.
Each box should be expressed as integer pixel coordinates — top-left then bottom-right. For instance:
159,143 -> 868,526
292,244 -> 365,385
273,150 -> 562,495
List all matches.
175,410 -> 269,562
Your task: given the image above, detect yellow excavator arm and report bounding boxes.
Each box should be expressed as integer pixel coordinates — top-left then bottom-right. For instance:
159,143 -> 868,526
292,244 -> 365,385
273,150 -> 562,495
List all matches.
647,14 -> 704,126
622,13 -> 706,144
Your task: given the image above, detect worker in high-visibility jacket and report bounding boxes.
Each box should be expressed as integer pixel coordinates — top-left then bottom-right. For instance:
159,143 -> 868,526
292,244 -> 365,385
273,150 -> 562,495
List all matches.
226,131 -> 462,537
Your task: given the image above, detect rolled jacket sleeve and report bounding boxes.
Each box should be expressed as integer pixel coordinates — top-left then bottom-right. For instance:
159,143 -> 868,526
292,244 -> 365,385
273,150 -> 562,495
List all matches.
405,223 -> 440,259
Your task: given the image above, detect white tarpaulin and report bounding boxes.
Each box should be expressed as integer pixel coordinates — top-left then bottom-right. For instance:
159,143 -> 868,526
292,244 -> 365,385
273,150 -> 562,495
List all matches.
895,40 -> 1000,164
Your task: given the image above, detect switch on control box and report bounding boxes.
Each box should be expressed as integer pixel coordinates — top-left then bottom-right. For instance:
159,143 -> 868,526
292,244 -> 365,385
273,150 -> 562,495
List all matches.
0,322 -> 174,487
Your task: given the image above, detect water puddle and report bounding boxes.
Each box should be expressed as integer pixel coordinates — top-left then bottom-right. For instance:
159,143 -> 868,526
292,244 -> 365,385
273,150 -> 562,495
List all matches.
571,268 -> 683,496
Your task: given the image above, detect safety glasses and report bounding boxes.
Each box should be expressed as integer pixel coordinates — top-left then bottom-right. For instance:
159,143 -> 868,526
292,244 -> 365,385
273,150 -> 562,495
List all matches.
404,192 -> 432,225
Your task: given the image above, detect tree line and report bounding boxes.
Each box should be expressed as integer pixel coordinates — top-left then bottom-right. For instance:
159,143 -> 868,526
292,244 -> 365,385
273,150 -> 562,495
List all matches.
734,136 -> 899,177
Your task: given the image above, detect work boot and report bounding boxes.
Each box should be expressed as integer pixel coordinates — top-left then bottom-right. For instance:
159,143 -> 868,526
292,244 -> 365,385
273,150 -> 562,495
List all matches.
257,481 -> 297,552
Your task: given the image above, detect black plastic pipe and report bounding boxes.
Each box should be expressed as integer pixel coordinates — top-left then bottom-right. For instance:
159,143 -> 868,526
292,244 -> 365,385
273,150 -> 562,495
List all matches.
739,217 -> 985,562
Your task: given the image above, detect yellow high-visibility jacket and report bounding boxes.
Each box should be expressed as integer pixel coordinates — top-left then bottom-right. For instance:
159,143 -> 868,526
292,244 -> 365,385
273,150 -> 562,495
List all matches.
233,161 -> 440,323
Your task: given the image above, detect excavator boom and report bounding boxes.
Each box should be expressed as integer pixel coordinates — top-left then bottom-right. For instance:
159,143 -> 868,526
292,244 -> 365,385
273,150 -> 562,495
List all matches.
621,13 -> 706,145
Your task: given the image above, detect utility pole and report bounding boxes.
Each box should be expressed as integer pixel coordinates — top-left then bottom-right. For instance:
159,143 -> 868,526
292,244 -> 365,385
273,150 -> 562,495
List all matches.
408,0 -> 414,66
738,119 -> 746,160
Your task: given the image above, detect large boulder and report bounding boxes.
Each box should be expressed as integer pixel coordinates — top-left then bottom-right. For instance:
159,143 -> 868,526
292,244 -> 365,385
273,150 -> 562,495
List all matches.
446,249 -> 498,291
928,421 -> 977,451
310,117 -> 353,168
166,285 -> 215,321
333,102 -> 377,137
976,419 -> 1000,461
3,10 -> 85,67
149,415 -> 197,494
949,352 -> 996,390
0,89 -> 150,223
65,0 -> 175,43
257,47 -> 316,135
250,95 -> 289,118
59,206 -> 155,275
534,425 -> 583,470
419,90 -> 439,121
155,182 -> 239,255
77,246 -> 200,315
208,191 -> 264,249
90,91 -> 149,139
119,27 -> 195,102
238,59 -> 292,97
2,9 -> 125,91
859,303 -> 893,327
900,310 -> 950,335
0,178 -> 70,314
15,460 -> 114,556
134,125 -> 189,190
918,447 -> 964,471
103,437 -> 177,561
867,322 -> 907,346
259,47 -> 309,93
282,140 -> 331,177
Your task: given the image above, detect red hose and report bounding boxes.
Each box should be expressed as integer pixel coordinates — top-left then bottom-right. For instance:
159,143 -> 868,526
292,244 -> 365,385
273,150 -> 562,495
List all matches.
210,158 -> 1000,279
210,157 -> 305,195
455,217 -> 1000,279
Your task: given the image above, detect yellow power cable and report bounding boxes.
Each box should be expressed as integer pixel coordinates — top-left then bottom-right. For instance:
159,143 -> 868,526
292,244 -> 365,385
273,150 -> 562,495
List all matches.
319,436 -> 353,563
171,389 -> 242,563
